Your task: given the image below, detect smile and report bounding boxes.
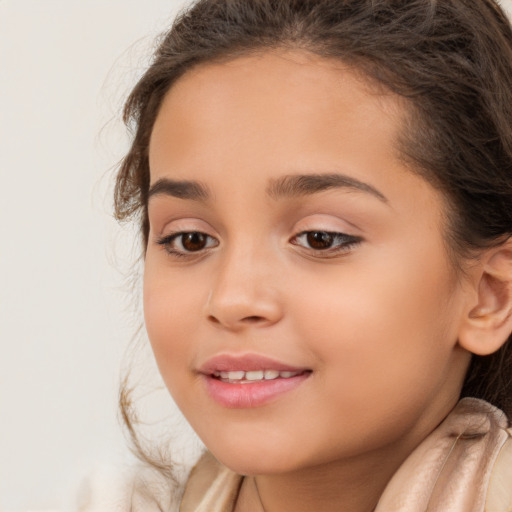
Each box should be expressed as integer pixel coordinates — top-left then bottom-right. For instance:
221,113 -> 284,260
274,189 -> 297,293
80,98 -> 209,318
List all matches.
212,369 -> 304,383
199,354 -> 312,408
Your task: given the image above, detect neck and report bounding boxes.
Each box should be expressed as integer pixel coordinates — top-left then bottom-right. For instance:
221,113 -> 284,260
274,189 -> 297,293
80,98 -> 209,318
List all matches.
234,431 -> 430,512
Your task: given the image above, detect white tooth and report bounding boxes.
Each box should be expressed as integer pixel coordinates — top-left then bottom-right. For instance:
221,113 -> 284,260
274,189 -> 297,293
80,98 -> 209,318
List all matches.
213,371 -> 221,377
220,371 -> 230,379
264,370 -> 279,380
245,370 -> 264,381
227,371 -> 245,380
280,371 -> 298,378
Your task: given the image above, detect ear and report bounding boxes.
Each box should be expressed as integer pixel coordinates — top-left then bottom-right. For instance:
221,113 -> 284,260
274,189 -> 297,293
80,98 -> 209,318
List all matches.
458,238 -> 512,356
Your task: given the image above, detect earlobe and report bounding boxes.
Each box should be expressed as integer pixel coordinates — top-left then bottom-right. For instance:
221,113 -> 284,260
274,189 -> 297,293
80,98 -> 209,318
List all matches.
458,239 -> 512,356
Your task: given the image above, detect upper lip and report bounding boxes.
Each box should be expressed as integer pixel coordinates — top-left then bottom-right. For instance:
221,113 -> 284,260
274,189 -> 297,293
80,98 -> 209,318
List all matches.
199,353 -> 308,374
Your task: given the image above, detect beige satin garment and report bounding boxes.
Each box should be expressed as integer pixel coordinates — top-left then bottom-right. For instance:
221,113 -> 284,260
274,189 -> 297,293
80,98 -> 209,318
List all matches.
180,398 -> 512,512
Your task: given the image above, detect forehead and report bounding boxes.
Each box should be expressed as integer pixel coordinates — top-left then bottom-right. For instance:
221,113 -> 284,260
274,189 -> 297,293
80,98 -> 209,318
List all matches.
162,50 -> 392,113
148,50 -> 408,185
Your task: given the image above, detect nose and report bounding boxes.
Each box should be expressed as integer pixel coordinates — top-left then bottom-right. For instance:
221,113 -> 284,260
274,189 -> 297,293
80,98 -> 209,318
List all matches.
205,245 -> 284,331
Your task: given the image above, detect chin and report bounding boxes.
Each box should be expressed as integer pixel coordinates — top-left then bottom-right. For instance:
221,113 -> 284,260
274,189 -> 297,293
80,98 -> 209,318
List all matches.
206,439 -> 303,476
214,453 -> 297,476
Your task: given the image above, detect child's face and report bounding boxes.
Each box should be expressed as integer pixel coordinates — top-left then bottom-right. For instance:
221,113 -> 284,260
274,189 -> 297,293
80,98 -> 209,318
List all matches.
144,51 -> 472,475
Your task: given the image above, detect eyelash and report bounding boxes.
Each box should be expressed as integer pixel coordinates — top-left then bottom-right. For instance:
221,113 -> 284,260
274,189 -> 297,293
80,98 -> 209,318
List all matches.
290,231 -> 362,257
156,230 -> 362,258
156,232 -> 219,258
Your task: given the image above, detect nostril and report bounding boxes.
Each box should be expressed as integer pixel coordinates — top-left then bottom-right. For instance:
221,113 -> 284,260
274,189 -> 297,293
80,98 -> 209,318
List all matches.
207,314 -> 264,326
242,315 -> 265,323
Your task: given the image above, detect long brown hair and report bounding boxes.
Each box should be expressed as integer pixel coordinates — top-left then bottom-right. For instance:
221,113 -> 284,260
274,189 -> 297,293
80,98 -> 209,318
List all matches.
115,0 -> 512,488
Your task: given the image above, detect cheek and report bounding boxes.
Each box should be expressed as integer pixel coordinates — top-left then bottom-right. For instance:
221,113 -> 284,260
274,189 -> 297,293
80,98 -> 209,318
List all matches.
143,259 -> 202,383
289,240 -> 460,409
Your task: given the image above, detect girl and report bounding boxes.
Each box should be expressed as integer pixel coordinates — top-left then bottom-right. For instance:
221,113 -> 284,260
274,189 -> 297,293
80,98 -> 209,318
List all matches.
111,0 -> 512,510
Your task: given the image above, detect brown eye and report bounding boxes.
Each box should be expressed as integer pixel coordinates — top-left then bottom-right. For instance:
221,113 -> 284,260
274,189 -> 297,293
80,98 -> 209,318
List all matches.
306,231 -> 334,249
291,230 -> 362,256
157,231 -> 219,256
181,232 -> 208,251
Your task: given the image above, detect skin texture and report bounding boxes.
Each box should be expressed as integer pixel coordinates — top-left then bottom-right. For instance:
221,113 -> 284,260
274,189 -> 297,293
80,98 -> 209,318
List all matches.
144,51 -> 477,512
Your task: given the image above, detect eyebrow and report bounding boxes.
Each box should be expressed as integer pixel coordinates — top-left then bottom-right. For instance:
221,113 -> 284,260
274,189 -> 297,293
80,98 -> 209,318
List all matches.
147,172 -> 388,204
267,173 -> 388,203
148,178 -> 211,201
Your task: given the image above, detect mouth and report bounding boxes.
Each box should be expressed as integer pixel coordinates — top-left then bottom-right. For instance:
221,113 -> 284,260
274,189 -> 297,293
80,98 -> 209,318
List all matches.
211,369 -> 308,383
199,354 -> 312,408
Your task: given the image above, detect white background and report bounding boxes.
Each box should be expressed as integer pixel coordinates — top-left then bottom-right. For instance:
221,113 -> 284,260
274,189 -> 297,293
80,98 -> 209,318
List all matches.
0,2 -> 195,511
1,1 -> 512,511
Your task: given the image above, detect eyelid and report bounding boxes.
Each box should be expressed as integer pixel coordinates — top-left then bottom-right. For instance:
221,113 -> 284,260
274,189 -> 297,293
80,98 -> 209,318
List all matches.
157,216 -> 215,236
156,230 -> 219,258
288,217 -> 364,259
291,230 -> 361,247
153,218 -> 219,258
292,213 -> 361,234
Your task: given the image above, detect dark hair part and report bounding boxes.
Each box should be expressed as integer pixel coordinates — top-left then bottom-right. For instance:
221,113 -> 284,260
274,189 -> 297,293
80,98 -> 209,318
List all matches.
115,0 -> 512,473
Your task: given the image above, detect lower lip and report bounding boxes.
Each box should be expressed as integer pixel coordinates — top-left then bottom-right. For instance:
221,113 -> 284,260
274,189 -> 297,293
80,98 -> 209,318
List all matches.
203,373 -> 310,408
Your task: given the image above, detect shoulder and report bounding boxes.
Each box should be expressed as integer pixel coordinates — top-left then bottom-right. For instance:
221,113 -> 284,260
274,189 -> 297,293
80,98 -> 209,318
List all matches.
487,427 -> 512,512
73,453 -> 242,512
377,398 -> 512,512
74,463 -> 178,512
